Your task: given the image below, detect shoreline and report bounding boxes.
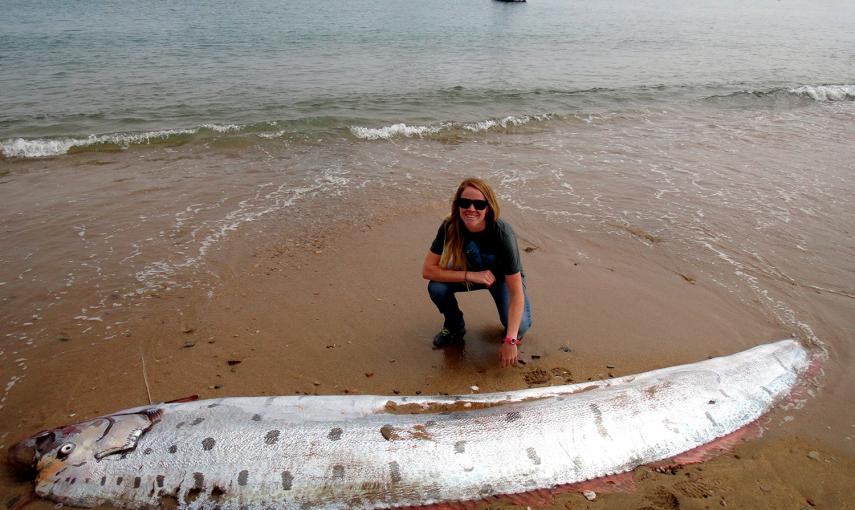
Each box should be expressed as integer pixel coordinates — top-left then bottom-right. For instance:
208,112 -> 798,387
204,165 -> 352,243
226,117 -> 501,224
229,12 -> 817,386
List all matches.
2,200 -> 852,508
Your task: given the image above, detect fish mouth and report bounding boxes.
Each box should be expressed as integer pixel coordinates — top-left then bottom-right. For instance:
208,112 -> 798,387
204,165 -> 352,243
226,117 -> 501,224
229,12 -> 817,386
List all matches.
7,432 -> 56,478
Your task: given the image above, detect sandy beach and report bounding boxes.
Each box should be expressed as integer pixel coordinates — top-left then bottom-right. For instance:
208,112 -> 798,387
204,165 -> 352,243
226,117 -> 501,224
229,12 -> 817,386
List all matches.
2,190 -> 853,509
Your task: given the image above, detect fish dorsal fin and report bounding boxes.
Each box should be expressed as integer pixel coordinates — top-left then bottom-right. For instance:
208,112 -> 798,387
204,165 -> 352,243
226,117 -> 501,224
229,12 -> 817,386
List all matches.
93,409 -> 161,460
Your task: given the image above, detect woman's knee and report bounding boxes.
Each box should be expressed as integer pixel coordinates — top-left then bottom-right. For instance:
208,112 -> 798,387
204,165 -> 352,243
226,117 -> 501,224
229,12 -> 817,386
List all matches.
427,281 -> 454,303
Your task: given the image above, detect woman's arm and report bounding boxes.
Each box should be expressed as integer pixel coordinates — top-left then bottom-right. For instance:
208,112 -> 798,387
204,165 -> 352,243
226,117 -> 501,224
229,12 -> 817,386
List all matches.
422,252 -> 495,286
499,271 -> 525,367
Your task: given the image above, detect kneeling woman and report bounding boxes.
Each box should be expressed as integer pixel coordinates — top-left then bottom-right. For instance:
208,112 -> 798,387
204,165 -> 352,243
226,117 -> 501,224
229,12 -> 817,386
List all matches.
422,177 -> 533,367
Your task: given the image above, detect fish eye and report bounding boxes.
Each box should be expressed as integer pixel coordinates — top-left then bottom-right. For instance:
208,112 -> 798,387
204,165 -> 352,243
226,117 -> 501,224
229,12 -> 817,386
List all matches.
57,443 -> 75,458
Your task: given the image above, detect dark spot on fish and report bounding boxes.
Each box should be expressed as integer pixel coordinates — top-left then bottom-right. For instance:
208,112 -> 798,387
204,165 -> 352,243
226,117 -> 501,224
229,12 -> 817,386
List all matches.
193,472 -> 204,489
176,422 -> 186,429
208,403 -> 220,408
388,461 -> 402,483
144,448 -> 153,455
761,386 -> 774,396
264,397 -> 276,407
185,487 -> 202,504
506,411 -> 521,422
332,465 -> 345,480
156,475 -> 165,488
706,411 -> 719,427
328,427 -> 342,441
161,494 -> 180,510
211,485 -> 226,500
238,470 -> 249,486
100,476 -> 106,486
116,476 -> 123,486
454,440 -> 466,453
380,424 -> 398,440
427,487 -> 442,499
134,477 -> 141,488
202,437 -> 215,450
590,403 -> 609,438
527,447 -> 542,465
281,471 -> 293,490
480,484 -> 494,495
252,414 -> 262,422
265,430 -> 280,445
85,478 -> 90,484
191,417 -> 205,426
168,445 -> 178,454
425,420 -> 436,426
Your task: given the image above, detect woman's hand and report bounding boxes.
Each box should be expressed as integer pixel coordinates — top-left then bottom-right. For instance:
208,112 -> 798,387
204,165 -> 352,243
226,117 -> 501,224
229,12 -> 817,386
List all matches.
499,343 -> 518,367
467,270 -> 496,287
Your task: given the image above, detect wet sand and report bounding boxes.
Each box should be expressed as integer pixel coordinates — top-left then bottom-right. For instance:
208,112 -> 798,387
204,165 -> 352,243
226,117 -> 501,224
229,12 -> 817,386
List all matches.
2,199 -> 854,509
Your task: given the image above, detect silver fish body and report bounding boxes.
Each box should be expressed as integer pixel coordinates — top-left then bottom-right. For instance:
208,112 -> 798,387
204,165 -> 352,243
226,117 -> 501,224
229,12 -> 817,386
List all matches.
10,339 -> 809,509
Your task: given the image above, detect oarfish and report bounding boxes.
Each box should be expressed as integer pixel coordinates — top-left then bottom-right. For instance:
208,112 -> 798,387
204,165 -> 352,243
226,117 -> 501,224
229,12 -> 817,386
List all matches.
8,339 -> 809,509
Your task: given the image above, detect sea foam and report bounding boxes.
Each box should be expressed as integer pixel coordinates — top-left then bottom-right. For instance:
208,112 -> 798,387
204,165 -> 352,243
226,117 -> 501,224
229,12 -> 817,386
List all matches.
788,85 -> 855,101
349,123 -> 446,140
0,128 -> 198,158
350,114 -> 554,141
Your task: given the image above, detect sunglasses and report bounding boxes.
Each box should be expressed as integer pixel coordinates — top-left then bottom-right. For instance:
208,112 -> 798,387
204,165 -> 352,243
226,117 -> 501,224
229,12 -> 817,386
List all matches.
456,198 -> 489,210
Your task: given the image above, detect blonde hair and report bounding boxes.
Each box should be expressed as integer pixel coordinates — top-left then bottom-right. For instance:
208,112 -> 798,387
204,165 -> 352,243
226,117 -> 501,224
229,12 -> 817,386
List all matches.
439,178 -> 501,271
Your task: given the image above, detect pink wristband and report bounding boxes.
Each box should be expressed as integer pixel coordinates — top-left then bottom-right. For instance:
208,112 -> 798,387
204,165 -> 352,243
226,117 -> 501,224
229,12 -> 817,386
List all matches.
504,336 -> 520,346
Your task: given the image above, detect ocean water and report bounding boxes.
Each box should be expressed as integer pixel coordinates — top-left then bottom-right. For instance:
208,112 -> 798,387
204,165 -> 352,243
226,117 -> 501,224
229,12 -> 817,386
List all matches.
1,0 -> 855,442
1,0 -> 854,156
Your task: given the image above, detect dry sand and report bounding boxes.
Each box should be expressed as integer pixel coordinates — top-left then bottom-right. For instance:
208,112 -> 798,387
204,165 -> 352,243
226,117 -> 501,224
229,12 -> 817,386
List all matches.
2,201 -> 854,509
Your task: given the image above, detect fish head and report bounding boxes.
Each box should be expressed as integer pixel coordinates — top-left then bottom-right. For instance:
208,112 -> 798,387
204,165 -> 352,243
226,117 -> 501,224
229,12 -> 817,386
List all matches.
8,409 -> 161,489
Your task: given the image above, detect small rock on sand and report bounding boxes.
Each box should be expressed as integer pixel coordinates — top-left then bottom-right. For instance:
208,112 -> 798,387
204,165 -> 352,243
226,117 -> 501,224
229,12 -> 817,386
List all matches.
583,490 -> 596,501
807,451 -> 821,461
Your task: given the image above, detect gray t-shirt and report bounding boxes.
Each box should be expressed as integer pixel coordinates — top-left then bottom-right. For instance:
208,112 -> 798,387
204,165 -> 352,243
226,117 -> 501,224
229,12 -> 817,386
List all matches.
430,218 -> 523,280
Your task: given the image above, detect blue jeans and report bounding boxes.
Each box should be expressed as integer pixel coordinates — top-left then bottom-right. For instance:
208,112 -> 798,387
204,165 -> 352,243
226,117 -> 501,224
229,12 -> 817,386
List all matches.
427,278 -> 532,337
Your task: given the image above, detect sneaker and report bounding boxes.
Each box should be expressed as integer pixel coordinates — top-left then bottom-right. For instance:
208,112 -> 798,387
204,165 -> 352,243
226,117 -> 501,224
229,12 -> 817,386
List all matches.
432,328 -> 465,348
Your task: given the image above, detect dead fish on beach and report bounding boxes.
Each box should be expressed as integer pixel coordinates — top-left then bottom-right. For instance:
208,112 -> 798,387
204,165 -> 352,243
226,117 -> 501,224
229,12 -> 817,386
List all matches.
8,339 -> 809,509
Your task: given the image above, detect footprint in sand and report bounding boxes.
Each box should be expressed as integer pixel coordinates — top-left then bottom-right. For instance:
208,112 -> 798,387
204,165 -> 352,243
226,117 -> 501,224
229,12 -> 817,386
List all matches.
524,368 -> 551,385
673,479 -> 716,499
646,486 -> 680,509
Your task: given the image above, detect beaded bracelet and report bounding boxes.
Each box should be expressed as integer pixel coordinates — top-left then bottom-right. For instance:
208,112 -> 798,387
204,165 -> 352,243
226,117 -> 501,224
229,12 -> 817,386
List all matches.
503,336 -> 521,346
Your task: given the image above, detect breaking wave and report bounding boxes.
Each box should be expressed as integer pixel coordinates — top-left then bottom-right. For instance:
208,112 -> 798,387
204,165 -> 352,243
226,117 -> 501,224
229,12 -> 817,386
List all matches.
3,83 -> 851,159
0,124 -> 245,159
787,85 -> 855,101
707,84 -> 855,104
349,114 -> 557,141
